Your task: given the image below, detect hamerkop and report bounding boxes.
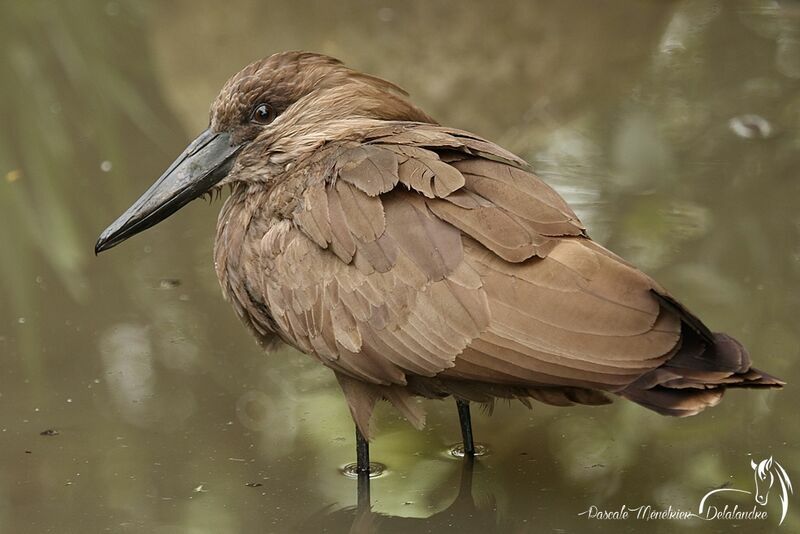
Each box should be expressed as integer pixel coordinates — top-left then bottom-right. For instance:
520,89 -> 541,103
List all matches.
96,51 -> 783,475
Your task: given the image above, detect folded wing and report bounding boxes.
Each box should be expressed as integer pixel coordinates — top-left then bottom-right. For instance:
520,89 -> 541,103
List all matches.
253,123 -> 780,435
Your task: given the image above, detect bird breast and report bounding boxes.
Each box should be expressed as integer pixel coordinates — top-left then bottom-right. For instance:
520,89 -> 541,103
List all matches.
213,182 -> 287,341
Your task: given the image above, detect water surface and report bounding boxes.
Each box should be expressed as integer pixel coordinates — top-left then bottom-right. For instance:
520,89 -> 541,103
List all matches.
1,1 -> 798,532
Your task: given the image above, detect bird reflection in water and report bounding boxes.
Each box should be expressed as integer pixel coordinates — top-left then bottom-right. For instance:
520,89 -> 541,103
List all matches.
296,455 -> 502,534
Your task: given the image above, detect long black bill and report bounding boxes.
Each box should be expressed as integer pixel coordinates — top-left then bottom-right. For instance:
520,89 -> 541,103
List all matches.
95,129 -> 242,254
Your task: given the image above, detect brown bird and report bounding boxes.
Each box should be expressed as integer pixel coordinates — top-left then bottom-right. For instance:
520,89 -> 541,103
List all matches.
96,51 -> 783,476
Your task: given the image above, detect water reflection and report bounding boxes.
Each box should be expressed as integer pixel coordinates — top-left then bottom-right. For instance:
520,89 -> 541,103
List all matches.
0,0 -> 798,532
296,457 -> 507,533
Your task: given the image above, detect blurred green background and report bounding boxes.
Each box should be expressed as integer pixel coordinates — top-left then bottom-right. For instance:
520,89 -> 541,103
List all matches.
0,0 -> 798,532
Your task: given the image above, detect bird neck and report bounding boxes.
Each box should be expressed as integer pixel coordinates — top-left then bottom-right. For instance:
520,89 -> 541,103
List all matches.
213,183 -> 275,333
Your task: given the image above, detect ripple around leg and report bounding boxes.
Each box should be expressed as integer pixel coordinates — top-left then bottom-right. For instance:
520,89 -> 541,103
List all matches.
340,462 -> 386,479
448,443 -> 489,458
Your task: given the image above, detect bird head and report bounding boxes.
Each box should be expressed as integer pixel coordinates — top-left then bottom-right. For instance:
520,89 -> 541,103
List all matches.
95,51 -> 433,253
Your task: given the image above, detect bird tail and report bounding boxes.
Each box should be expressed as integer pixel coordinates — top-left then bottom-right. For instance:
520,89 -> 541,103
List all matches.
618,330 -> 784,417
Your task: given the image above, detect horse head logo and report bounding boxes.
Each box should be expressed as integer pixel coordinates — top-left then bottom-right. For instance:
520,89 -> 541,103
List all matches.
751,456 -> 793,522
699,456 -> 793,525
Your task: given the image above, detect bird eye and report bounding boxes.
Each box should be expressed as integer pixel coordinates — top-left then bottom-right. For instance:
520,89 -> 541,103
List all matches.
251,103 -> 276,125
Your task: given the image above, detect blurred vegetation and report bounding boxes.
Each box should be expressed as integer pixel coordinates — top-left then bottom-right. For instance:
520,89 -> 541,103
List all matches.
0,0 -> 182,378
0,0 -> 798,533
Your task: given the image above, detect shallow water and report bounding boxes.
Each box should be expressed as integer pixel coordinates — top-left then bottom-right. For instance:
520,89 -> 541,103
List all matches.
1,1 -> 799,533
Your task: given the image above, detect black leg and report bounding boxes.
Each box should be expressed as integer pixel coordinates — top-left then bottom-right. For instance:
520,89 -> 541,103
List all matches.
355,426 -> 370,507
456,399 -> 475,457
356,426 -> 370,473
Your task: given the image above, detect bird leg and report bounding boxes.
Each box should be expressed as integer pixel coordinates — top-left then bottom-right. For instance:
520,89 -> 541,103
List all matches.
456,399 -> 475,456
356,426 -> 370,473
355,426 -> 371,507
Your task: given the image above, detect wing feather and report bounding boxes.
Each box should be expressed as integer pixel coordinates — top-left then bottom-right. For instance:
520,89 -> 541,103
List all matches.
242,123 -> 752,436
337,145 -> 399,196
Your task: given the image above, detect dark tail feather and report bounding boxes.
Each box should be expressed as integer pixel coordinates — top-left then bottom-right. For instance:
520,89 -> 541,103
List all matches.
619,330 -> 784,417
